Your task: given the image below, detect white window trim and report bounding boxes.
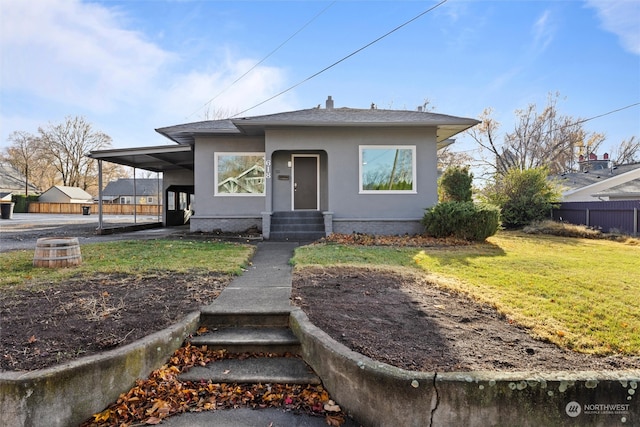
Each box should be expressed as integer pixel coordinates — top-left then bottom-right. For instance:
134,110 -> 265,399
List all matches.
359,145 -> 417,194
214,152 -> 266,196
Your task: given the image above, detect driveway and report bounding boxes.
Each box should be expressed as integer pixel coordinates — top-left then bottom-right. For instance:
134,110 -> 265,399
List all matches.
0,213 -> 179,252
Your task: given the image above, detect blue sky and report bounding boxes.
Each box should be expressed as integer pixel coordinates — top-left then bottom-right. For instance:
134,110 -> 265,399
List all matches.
1,0 -> 638,161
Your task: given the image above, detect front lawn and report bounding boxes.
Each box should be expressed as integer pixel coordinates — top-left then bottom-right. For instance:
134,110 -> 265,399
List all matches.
0,239 -> 254,288
292,231 -> 640,355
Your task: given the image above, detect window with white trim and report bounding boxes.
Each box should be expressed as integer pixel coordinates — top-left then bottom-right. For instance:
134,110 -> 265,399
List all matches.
359,145 -> 416,193
215,153 -> 265,195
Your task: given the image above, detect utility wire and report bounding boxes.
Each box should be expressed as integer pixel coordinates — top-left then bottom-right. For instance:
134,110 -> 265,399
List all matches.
231,0 -> 449,118
453,101 -> 640,154
185,1 -> 337,120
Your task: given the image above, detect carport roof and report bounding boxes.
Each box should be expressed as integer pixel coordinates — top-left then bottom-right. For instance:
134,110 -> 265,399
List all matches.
88,145 -> 193,173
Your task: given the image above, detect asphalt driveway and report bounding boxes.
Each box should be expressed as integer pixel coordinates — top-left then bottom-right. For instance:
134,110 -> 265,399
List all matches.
0,213 -> 175,252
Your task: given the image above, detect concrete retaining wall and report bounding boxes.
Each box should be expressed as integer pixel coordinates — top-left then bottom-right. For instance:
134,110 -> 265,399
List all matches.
0,312 -> 200,427
290,309 -> 639,427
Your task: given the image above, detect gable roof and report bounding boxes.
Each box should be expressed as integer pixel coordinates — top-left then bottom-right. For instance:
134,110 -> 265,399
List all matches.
556,165 -> 640,201
102,178 -> 161,196
0,161 -> 40,194
43,185 -> 94,200
156,104 -> 479,145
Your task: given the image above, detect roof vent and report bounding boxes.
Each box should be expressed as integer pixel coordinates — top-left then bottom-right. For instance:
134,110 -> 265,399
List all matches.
417,106 -> 423,112
325,96 -> 334,110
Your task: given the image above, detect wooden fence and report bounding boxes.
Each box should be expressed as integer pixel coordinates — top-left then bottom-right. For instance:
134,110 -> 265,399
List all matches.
551,200 -> 640,236
28,202 -> 162,216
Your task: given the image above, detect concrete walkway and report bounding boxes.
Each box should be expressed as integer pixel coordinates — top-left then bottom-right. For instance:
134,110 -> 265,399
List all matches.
162,241 -> 360,427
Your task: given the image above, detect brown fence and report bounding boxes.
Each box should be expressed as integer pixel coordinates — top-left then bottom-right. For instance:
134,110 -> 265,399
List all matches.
551,200 -> 640,236
28,203 -> 162,216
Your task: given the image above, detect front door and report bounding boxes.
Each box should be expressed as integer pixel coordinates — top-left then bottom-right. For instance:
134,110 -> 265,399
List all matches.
292,155 -> 319,210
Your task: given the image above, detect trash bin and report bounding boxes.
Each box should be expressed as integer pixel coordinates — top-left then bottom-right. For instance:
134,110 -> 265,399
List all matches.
82,206 -> 91,215
0,202 -> 15,219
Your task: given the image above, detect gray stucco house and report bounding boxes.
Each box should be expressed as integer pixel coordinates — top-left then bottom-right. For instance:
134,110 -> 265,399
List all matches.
90,97 -> 479,239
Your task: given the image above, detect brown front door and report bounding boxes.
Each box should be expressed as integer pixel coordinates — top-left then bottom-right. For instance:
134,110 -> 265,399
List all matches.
293,155 -> 318,210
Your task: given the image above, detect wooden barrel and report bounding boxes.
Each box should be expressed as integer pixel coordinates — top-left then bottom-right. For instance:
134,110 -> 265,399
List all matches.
33,237 -> 82,268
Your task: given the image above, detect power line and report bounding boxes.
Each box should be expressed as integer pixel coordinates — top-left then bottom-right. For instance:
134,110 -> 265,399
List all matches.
453,101 -> 640,154
185,1 -> 337,120
231,0 -> 450,118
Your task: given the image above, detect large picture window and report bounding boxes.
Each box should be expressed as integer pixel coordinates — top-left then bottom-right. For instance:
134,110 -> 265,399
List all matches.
215,153 -> 265,195
359,145 -> 416,193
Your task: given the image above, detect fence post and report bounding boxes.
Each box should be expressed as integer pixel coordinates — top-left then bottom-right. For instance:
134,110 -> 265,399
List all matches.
585,208 -> 590,227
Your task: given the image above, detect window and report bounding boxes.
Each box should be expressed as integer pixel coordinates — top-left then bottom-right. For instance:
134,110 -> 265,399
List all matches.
359,146 -> 416,193
215,153 -> 265,195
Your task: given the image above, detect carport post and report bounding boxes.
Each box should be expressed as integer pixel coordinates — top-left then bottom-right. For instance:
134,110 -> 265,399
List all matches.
97,160 -> 104,231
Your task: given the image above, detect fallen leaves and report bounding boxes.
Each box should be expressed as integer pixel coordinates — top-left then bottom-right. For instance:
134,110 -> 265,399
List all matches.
319,232 -> 471,247
80,343 -> 348,427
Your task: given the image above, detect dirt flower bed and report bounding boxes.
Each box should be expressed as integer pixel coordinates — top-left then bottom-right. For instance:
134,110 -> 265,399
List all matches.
0,272 -> 231,371
292,266 -> 640,371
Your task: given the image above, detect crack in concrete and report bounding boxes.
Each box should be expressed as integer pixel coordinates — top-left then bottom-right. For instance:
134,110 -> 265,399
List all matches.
430,373 -> 440,426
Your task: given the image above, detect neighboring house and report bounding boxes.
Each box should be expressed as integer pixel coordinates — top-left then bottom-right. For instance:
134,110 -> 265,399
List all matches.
89,96 -> 479,238
39,186 -> 94,204
101,178 -> 162,204
0,161 -> 40,195
555,154 -> 640,202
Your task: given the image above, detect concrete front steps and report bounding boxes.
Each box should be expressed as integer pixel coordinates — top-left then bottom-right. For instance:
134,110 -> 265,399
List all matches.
269,211 -> 325,242
180,310 -> 320,386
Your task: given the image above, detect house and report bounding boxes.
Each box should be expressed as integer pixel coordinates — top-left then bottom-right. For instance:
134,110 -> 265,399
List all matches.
39,186 -> 94,204
101,178 -> 162,205
0,161 -> 40,195
89,96 -> 479,238
556,154 -> 640,202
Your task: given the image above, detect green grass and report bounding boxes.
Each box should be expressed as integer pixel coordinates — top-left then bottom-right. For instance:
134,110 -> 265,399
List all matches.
0,239 -> 254,288
293,232 -> 640,355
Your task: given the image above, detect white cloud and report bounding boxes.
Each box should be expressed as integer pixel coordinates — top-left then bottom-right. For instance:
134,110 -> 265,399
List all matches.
585,0 -> 640,55
0,0 -> 172,112
0,0 -> 295,149
532,10 -> 555,54
154,54 -> 294,124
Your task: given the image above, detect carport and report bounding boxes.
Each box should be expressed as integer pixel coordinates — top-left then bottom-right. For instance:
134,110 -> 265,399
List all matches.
87,145 -> 194,231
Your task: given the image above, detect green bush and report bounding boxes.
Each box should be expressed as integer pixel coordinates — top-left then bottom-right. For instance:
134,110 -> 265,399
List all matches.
438,166 -> 473,202
422,201 -> 500,241
10,194 -> 39,213
482,167 -> 561,229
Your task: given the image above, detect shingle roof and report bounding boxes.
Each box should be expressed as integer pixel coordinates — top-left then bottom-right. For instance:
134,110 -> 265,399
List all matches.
554,163 -> 640,190
155,105 -> 479,145
102,178 -> 161,196
0,161 -> 40,193
48,186 -> 94,200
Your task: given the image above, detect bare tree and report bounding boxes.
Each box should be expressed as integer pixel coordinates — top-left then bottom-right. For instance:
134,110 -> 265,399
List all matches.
611,136 -> 640,165
3,131 -> 40,195
466,107 -> 506,178
437,145 -> 474,171
37,116 -> 112,191
469,93 -> 605,176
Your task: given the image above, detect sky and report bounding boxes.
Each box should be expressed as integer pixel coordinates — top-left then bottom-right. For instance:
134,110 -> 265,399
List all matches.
1,0 -> 639,163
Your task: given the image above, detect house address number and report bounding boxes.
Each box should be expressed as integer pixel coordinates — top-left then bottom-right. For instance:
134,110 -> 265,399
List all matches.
265,159 -> 271,179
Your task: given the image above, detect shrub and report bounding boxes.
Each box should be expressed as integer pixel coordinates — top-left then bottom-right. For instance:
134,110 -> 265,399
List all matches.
422,201 -> 500,241
482,167 -> 561,229
438,166 -> 473,202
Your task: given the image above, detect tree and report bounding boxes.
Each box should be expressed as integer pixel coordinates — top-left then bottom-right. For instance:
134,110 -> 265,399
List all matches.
438,166 -> 473,202
611,136 -> 640,165
37,116 -> 112,191
482,167 -> 562,229
469,93 -> 605,176
3,131 -> 41,195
